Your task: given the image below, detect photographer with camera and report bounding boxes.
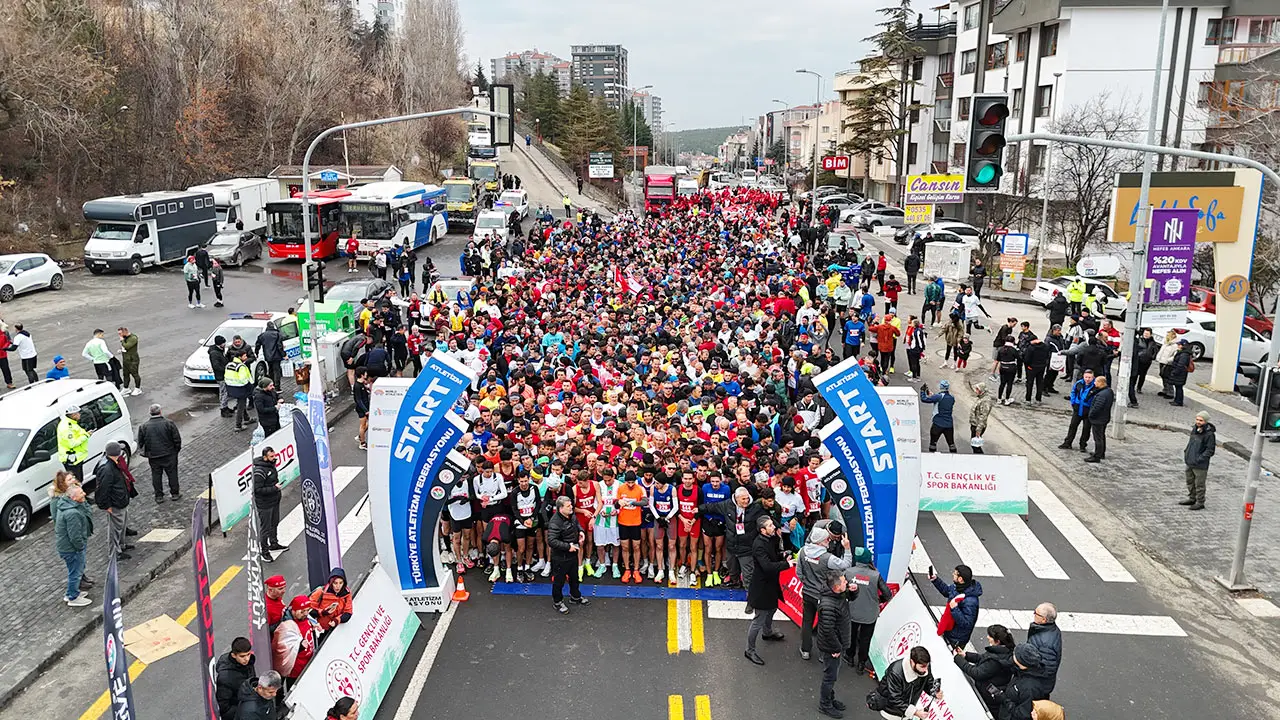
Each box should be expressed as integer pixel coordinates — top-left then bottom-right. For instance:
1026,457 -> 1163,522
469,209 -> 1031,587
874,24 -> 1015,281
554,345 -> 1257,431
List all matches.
797,520 -> 853,661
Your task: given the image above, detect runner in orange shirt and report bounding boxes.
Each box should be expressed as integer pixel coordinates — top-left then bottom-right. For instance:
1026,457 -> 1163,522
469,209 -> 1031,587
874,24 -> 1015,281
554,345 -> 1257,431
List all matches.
616,471 -> 648,583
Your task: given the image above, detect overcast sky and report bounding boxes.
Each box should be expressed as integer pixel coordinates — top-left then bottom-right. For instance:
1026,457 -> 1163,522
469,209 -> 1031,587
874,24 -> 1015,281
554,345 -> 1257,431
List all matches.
459,0 -> 886,129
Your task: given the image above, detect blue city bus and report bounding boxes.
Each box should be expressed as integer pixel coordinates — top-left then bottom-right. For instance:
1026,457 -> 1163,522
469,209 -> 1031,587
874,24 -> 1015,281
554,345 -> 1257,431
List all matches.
339,181 -> 449,257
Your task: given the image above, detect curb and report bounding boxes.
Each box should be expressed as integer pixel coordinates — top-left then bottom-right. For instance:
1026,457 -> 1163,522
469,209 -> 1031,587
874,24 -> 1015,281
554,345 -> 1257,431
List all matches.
0,394 -> 358,710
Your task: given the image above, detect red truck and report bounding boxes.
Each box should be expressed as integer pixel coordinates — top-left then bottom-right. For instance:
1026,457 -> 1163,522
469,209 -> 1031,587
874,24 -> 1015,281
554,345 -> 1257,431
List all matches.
643,165 -> 678,212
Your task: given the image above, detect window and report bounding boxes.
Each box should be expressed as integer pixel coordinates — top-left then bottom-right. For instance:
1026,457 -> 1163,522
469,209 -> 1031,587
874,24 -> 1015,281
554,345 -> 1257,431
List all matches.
1206,17 -> 1236,45
167,202 -> 177,214
938,53 -> 954,73
1197,81 -> 1213,108
910,108 -> 921,123
959,97 -> 972,120
908,143 -> 919,165
912,59 -> 924,81
1040,24 -> 1059,56
1036,84 -> 1053,116
961,50 -> 978,74
156,204 -> 166,216
1012,88 -> 1024,116
1016,31 -> 1031,61
1249,18 -> 1280,44
963,3 -> 981,30
1030,144 -> 1047,173
952,142 -> 967,167
1006,143 -> 1020,173
139,206 -> 152,218
79,393 -> 124,433
936,98 -> 953,119
193,198 -> 202,209
987,41 -> 1009,69
18,420 -> 57,472
136,224 -> 149,240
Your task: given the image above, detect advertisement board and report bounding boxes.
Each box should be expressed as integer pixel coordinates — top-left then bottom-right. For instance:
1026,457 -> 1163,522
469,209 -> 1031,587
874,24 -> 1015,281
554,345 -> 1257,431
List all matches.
869,579 -> 993,720
589,151 -> 615,179
209,419 -> 300,531
904,204 -> 935,225
289,564 -> 421,720
905,174 -> 966,204
1143,207 -> 1199,326
1108,171 -> 1244,244
878,387 -> 922,589
920,454 -> 1028,514
821,156 -> 851,172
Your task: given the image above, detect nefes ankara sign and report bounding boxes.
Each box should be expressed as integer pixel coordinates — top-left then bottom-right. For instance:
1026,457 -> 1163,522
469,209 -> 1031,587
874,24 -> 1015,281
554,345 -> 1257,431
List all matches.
905,174 -> 965,204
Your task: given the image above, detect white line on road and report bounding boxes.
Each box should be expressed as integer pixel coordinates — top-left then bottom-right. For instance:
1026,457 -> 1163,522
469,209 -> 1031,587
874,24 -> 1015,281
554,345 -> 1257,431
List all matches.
935,607 -> 1186,637
336,494 -> 371,551
276,466 -> 362,545
1181,384 -> 1257,424
706,601 -> 793,624
1028,481 -> 1136,583
393,602 -> 458,720
677,597 -> 692,651
1236,597 -> 1280,618
933,512 -> 1004,577
908,535 -> 934,575
991,514 -> 1070,580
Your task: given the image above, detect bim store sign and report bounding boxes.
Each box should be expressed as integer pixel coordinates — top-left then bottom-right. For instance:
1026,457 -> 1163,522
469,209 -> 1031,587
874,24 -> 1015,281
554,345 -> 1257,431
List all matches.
813,359 -> 921,588
368,353 -> 476,611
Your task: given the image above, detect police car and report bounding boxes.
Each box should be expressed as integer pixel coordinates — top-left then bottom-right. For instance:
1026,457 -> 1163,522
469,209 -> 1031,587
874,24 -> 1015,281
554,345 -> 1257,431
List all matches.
182,312 -> 301,388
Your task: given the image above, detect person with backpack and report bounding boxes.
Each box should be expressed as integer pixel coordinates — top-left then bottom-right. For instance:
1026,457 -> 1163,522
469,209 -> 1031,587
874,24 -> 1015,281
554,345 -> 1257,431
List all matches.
340,332 -> 368,389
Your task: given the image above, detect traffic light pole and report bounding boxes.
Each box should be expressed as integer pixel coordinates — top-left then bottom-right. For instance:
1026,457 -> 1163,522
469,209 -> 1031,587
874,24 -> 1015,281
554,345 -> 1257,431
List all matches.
1006,130 -> 1280,593
299,106 -> 507,383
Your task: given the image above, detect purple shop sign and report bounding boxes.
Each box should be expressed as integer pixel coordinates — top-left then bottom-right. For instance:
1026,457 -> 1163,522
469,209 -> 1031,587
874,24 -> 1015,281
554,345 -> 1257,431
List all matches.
1145,207 -> 1199,307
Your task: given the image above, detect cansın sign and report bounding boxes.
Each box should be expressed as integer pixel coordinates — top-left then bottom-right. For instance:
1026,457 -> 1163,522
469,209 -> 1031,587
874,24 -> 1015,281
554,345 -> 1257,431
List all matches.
905,174 -> 965,204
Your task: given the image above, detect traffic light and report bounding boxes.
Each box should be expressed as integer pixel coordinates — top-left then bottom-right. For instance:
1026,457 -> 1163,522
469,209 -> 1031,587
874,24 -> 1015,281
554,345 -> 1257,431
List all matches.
966,94 -> 1010,192
305,261 -> 326,303
1261,367 -> 1280,436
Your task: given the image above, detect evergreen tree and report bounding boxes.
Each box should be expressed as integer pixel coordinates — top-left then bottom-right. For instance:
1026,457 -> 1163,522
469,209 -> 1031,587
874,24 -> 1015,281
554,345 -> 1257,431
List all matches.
559,84 -> 610,176
617,99 -> 654,149
472,61 -> 490,93
520,69 -> 562,139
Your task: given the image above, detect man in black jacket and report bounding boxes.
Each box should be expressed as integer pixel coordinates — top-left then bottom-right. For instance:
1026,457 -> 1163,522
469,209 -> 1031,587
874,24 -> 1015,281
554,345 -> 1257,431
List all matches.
1047,292 -> 1068,328
1181,411 -> 1215,510
94,442 -> 137,561
253,447 -> 286,562
233,671 -> 282,720
547,496 -> 590,613
209,335 -> 231,417
873,646 -> 942,718
1027,603 -> 1062,694
254,322 -> 286,389
816,573 -> 853,718
1084,375 -> 1114,463
1042,325 -> 1069,395
1127,327 -> 1159,407
215,637 -> 256,720
253,379 -> 282,436
903,252 -> 921,294
697,486 -> 757,588
136,403 -> 182,502
997,644 -> 1054,720
745,516 -> 792,666
1023,337 -> 1051,403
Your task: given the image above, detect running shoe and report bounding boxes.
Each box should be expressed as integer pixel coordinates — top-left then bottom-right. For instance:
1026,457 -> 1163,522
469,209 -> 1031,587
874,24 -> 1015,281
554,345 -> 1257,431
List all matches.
690,573 -> 700,589
540,563 -> 551,578
583,559 -> 594,576
647,566 -> 656,580
456,562 -> 465,576
593,563 -> 607,578
441,550 -> 455,564
488,566 -> 500,582
505,568 -> 514,583
555,601 -> 569,615
678,566 -> 688,579
531,559 -> 546,573
611,564 -> 621,579
710,572 -> 721,586
578,565 -> 585,581
468,548 -> 480,561
465,557 -> 475,569
669,574 -> 679,588
654,568 -> 665,584
622,570 -> 633,583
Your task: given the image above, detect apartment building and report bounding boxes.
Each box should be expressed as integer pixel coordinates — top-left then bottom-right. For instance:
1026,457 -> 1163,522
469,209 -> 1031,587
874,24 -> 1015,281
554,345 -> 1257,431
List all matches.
552,62 -> 572,96
633,91 -> 664,131
571,45 -> 629,109
1200,7 -> 1280,155
491,49 -> 565,82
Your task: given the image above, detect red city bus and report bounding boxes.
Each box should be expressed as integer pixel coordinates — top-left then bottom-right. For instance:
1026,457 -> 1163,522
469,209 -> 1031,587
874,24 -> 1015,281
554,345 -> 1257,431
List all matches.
264,189 -> 350,260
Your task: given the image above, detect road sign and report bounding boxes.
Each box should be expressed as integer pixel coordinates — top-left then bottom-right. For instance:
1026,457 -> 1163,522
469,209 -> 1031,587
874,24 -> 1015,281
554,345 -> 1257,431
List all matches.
755,157 -> 764,167
905,173 -> 966,203
1077,255 -> 1122,278
319,170 -> 339,183
765,158 -> 776,166
1000,233 -> 1029,255
821,156 -> 850,172
904,205 -> 934,224
588,151 -> 614,179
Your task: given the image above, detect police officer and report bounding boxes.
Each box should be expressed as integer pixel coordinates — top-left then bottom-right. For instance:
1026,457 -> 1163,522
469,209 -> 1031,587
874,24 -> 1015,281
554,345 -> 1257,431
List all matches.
58,405 -> 92,482
225,349 -> 255,432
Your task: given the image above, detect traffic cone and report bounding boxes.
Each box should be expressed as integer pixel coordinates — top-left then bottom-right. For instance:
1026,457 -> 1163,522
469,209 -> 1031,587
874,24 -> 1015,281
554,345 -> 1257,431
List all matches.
452,571 -> 470,602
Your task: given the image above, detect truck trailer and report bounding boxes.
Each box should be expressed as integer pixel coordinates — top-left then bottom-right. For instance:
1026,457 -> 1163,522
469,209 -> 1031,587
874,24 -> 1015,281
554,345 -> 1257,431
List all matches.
83,191 -> 217,274
187,178 -> 280,235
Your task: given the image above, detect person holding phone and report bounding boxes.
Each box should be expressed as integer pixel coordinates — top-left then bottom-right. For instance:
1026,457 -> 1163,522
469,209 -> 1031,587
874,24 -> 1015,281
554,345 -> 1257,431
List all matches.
308,568 -> 353,632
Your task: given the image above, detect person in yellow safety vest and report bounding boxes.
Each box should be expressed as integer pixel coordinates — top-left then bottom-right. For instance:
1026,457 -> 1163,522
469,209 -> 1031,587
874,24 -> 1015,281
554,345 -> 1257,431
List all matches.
224,349 -> 254,432
58,405 -> 92,482
1066,278 -> 1087,315
1083,289 -> 1101,317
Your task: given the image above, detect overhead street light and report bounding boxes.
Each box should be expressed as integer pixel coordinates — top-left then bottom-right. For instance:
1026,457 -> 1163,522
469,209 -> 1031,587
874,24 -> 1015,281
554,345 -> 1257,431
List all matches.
628,84 -> 654,173
796,69 -> 823,227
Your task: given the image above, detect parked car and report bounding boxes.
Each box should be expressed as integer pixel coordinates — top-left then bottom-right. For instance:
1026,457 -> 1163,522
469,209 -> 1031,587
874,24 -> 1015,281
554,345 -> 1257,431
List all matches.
203,230 -> 262,267
182,312 -> 301,388
921,229 -> 980,249
298,279 -> 371,314
495,189 -> 529,219
894,223 -> 930,244
1187,285 -> 1273,334
826,231 -> 864,253
1151,310 -> 1271,364
855,206 -> 906,230
800,185 -> 843,201
1029,275 -> 1128,320
0,253 -> 64,303
840,200 -> 891,224
818,195 -> 861,213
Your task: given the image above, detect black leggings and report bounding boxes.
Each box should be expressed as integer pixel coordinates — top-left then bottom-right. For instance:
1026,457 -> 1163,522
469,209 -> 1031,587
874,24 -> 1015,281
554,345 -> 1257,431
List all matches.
186,281 -> 201,304
929,424 -> 956,452
879,349 -> 894,370
998,368 -> 1017,400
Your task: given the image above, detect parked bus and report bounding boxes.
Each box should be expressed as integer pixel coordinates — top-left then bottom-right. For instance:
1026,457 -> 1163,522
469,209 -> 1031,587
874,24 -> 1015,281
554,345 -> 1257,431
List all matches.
340,181 -> 448,257
264,189 -> 350,260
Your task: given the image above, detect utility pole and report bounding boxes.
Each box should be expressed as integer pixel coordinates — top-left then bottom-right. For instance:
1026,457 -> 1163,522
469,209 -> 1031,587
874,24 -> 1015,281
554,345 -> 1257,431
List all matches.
1033,71 -> 1062,287
797,69 -> 823,227
1115,0 -> 1170,440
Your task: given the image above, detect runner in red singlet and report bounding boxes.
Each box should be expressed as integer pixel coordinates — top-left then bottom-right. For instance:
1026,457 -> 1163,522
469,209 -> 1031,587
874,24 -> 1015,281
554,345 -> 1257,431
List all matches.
674,470 -> 701,583
570,470 -> 599,579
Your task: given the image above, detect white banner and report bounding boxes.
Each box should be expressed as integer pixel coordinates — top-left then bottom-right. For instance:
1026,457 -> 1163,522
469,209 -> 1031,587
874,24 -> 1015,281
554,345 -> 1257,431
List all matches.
920,454 -> 1028,514
869,578 -> 993,720
879,387 -> 922,589
209,419 -> 301,531
289,564 -> 421,720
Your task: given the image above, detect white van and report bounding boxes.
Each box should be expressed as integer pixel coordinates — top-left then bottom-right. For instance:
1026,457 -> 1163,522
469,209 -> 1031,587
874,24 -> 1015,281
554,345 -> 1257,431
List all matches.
187,178 -> 281,235
0,380 -> 135,538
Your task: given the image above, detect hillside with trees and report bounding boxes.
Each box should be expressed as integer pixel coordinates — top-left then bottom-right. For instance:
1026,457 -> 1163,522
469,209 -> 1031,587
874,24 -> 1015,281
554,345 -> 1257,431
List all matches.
666,126 -> 748,156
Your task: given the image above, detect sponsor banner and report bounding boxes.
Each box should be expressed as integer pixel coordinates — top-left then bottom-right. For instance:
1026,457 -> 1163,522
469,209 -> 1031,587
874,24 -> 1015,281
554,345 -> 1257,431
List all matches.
779,567 -> 805,626
292,409 -> 336,591
869,578 -> 991,720
103,556 -> 137,720
308,357 -> 343,573
290,564 -> 422,720
821,156 -> 851,172
245,493 -> 272,659
1109,179 -> 1244,244
877,388 -> 922,589
905,173 -> 966,204
816,435 -> 875,560
1144,208 -> 1198,326
813,358 -> 899,580
192,500 -> 218,720
999,254 -> 1027,272
920,454 -> 1028,514
210,419 -> 300,531
904,204 -> 934,225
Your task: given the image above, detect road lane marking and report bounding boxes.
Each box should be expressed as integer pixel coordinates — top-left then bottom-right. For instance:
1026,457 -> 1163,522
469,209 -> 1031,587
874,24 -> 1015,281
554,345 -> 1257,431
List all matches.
393,601 -> 458,720
667,599 -> 680,654
79,565 -> 242,720
690,600 -> 706,653
695,694 -> 712,720
933,512 -> 1003,577
1181,384 -> 1257,424
336,494 -> 371,552
1237,597 -> 1280,618
276,465 -> 361,545
991,514 -> 1070,580
677,597 -> 692,652
705,601 -> 792,624
908,535 -> 934,575
1029,481 -> 1135,582
668,694 -> 685,720
936,607 -> 1186,636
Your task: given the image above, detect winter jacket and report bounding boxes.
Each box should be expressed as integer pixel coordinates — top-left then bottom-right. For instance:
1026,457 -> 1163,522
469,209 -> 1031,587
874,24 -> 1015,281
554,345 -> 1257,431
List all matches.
53,495 -> 93,553
943,321 -> 964,347
1068,378 -> 1094,418
955,644 -> 1015,714
255,327 -> 285,364
920,390 -> 955,429
209,345 -> 229,382
993,324 -> 1016,349
845,560 -> 892,624
214,652 -> 257,720
547,511 -> 580,562
875,658 -> 941,716
253,387 -> 280,434
252,457 -> 281,504
796,538 -> 852,600
1046,294 -> 1069,326
931,577 -> 984,647
1088,386 -> 1115,425
698,498 -> 766,558
137,415 -> 182,459
1167,348 -> 1194,385
93,456 -> 135,510
996,344 -> 1020,371
1023,341 -> 1051,370
997,664 -> 1056,720
970,393 -> 995,433
746,532 -> 790,611
233,678 -> 279,720
1074,340 -> 1109,375
1155,339 -> 1179,365
1026,621 -> 1063,691
815,591 -> 852,655
308,568 -> 354,632
904,253 -> 921,275
1184,422 -> 1217,469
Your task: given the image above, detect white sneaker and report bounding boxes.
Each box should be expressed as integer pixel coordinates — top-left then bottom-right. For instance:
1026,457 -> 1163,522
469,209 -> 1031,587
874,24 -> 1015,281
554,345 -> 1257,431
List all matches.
441,550 -> 454,564
655,568 -> 665,583
647,565 -> 655,579
196,303 -> 206,308
678,566 -> 688,579
488,566 -> 500,582
540,563 -> 551,577
531,559 -> 545,573
67,595 -> 92,608
131,388 -> 142,396
469,548 -> 480,561
188,304 -> 195,309
505,567 -> 514,583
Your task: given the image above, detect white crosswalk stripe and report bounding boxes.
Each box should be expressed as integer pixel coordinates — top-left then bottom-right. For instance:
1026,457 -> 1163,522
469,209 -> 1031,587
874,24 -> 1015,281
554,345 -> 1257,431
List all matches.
1028,480 -> 1135,583
991,514 -> 1069,580
277,466 -> 363,546
933,512 -> 1003,577
932,607 -> 1186,637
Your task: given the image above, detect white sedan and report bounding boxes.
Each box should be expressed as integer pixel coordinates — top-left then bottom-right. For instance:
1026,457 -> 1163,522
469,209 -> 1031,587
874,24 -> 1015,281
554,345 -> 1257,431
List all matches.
495,189 -> 529,219
1152,310 -> 1271,364
0,253 -> 64,303
1029,275 -> 1128,320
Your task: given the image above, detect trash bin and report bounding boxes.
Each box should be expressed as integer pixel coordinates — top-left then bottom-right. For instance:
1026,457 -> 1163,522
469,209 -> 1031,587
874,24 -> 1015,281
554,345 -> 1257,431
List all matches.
1002,269 -> 1023,292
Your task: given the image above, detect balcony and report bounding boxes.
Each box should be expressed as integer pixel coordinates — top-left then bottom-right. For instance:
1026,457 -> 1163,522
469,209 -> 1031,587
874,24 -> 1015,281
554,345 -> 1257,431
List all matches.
932,160 -> 949,174
934,118 -> 952,133
907,22 -> 957,42
935,72 -> 953,99
1217,44 -> 1280,65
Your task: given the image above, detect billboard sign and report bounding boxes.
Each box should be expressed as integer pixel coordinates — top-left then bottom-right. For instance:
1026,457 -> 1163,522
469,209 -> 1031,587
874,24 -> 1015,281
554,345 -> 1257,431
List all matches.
821,156 -> 850,171
905,173 -> 966,204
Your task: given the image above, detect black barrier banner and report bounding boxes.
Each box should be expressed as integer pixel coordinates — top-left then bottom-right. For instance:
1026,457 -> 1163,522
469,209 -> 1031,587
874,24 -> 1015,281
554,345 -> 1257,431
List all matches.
103,555 -> 136,720
292,408 -> 334,590
246,492 -> 273,659
193,499 -> 218,720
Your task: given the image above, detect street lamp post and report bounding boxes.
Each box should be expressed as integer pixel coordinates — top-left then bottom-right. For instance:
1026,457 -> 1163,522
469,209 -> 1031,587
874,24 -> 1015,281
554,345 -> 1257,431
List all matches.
796,69 -> 823,227
629,84 -> 654,174
772,99 -> 790,177
1033,71 -> 1063,288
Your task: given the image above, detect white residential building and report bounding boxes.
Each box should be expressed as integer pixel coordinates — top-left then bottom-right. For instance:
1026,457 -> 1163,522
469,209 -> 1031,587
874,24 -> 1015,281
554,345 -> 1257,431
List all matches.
633,91 -> 663,132
491,50 -> 566,83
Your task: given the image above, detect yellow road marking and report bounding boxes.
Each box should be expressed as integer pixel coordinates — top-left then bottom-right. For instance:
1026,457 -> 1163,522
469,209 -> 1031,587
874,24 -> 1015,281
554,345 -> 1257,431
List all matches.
667,599 -> 680,654
79,564 -> 242,720
668,694 -> 685,720
695,694 -> 712,720
689,600 -> 705,654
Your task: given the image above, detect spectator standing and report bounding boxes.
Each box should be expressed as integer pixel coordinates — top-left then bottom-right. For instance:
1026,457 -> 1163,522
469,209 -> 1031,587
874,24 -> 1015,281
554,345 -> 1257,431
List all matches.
1127,327 -> 1158,407
53,484 -> 94,607
225,349 -> 254,432
211,260 -> 226,307
254,321 -> 285,389
94,441 -> 138,561
547,496 -> 590,613
253,379 -> 282,436
998,644 -> 1055,720
1154,329 -> 1180,398
797,521 -> 852,661
308,568 -> 354,632
923,278 -> 944,326
184,256 -> 204,308
871,646 -> 943,720
1046,292 -> 1068,328
253,447 -> 286,562
57,405 -> 92,482
1084,375 -> 1114,463
1042,325 -> 1068,394
969,382 -> 995,453
1181,411 -> 1215,510
354,368 -> 371,450
969,258 -> 987,297
136,403 -> 182,502
1027,602 -> 1063,695
234,671 -> 282,720
903,252 -> 921,294
845,547 -> 892,675
1023,336 -> 1051,404
345,236 -> 360,273
1058,370 -> 1095,452
264,575 -> 288,632
929,564 -> 983,649
215,637 -> 256,720
875,251 -> 888,293
952,625 -> 1016,715
0,320 -> 13,388
195,245 -> 212,286
920,380 -> 957,453
941,315 -> 963,369
744,516 -> 792,666
82,329 -> 115,384
9,322 -> 38,384
209,336 -> 231,417
816,572 -> 853,718
1164,339 -> 1193,407
46,355 -> 70,380
118,327 -> 141,395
